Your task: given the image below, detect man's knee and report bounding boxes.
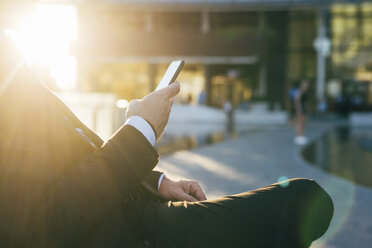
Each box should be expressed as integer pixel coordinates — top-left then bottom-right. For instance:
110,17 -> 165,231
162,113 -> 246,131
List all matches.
288,178 -> 334,223
287,178 -> 318,189
288,178 -> 334,245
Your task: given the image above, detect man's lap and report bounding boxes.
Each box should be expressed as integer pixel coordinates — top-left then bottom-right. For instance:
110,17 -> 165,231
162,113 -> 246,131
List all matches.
135,178 -> 333,248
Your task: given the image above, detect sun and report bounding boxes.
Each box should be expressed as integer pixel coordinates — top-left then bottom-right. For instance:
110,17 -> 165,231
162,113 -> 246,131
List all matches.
8,3 -> 78,90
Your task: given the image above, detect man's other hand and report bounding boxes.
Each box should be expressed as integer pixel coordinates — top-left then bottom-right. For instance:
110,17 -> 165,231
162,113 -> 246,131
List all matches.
126,82 -> 180,139
159,176 -> 207,202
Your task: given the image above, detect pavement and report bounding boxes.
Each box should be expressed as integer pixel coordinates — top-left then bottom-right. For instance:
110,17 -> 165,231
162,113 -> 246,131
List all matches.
155,120 -> 372,248
157,104 -> 286,154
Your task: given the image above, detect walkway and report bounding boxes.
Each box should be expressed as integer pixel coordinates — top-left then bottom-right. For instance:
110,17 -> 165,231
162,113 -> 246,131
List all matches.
156,121 -> 372,248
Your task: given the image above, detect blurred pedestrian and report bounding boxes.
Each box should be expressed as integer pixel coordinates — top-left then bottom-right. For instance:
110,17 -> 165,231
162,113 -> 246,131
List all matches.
197,90 -> 206,105
224,99 -> 234,132
288,81 -> 299,126
185,93 -> 192,104
294,79 -> 310,145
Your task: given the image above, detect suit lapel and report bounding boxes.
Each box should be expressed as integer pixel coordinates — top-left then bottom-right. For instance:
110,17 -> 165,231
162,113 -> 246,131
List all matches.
1,35 -> 104,155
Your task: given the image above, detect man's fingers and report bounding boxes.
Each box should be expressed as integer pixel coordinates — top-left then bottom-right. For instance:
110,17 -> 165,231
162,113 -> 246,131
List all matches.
190,182 -> 207,201
178,191 -> 198,202
159,81 -> 180,98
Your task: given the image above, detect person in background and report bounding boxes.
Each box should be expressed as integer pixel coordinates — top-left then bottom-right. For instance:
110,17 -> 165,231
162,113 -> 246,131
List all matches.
185,93 -> 193,104
223,99 -> 234,132
197,90 -> 206,105
294,79 -> 310,145
288,81 -> 299,127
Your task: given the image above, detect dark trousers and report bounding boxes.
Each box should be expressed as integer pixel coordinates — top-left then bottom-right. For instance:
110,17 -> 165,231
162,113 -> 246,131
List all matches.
135,178 -> 333,248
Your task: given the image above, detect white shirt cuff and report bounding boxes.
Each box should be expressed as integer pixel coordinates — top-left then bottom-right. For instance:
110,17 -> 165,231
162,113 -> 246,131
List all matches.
125,116 -> 156,146
158,173 -> 166,190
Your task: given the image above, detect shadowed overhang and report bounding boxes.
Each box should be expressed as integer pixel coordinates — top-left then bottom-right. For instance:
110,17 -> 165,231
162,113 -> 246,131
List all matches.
45,0 -> 366,11
73,31 -> 263,60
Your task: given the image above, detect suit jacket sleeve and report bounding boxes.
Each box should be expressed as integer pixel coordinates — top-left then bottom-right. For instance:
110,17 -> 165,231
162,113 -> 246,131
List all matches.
145,170 -> 163,190
44,125 -> 159,245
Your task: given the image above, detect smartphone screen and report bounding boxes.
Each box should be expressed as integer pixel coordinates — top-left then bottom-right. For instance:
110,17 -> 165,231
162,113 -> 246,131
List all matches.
155,60 -> 184,91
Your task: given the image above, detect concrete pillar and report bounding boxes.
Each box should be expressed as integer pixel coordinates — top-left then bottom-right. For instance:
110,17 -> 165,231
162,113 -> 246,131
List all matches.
201,11 -> 210,34
147,63 -> 157,92
258,63 -> 267,97
266,11 -> 289,110
204,64 -> 212,106
145,12 -> 153,33
257,12 -> 267,97
314,8 -> 330,102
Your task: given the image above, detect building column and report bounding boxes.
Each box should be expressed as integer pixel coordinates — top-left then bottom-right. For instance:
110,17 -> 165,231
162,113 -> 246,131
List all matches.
145,11 -> 153,33
204,64 -> 212,106
314,7 -> 330,102
76,59 -> 87,92
147,63 -> 157,92
266,11 -> 289,110
258,63 -> 267,96
256,12 -> 267,97
201,11 -> 210,34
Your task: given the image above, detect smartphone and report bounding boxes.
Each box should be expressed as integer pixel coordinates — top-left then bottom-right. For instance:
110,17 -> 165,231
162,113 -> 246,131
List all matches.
155,60 -> 184,91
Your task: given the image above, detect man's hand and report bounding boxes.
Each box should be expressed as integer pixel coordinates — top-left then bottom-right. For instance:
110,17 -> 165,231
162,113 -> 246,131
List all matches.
159,176 -> 207,202
126,82 -> 180,139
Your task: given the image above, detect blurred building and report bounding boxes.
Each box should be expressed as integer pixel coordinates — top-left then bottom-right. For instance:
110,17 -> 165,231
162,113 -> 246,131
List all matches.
71,0 -> 372,111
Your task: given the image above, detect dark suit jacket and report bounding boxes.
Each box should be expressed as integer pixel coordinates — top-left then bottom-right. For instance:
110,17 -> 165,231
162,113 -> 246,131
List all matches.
0,36 -> 162,247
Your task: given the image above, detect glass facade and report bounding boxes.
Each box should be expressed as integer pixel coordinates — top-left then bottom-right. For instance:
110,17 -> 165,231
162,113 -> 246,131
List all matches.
330,3 -> 372,107
80,62 -> 206,104
81,63 -> 150,100
75,1 -> 372,112
287,10 -> 316,81
76,7 -> 261,108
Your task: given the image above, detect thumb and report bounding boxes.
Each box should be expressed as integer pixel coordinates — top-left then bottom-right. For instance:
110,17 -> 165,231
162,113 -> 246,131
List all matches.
159,81 -> 180,98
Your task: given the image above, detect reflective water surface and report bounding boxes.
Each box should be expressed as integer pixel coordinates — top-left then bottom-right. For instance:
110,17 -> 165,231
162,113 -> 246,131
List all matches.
302,126 -> 372,188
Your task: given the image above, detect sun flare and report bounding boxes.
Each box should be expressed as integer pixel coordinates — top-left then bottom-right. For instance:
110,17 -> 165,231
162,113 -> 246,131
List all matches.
8,4 -> 77,90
